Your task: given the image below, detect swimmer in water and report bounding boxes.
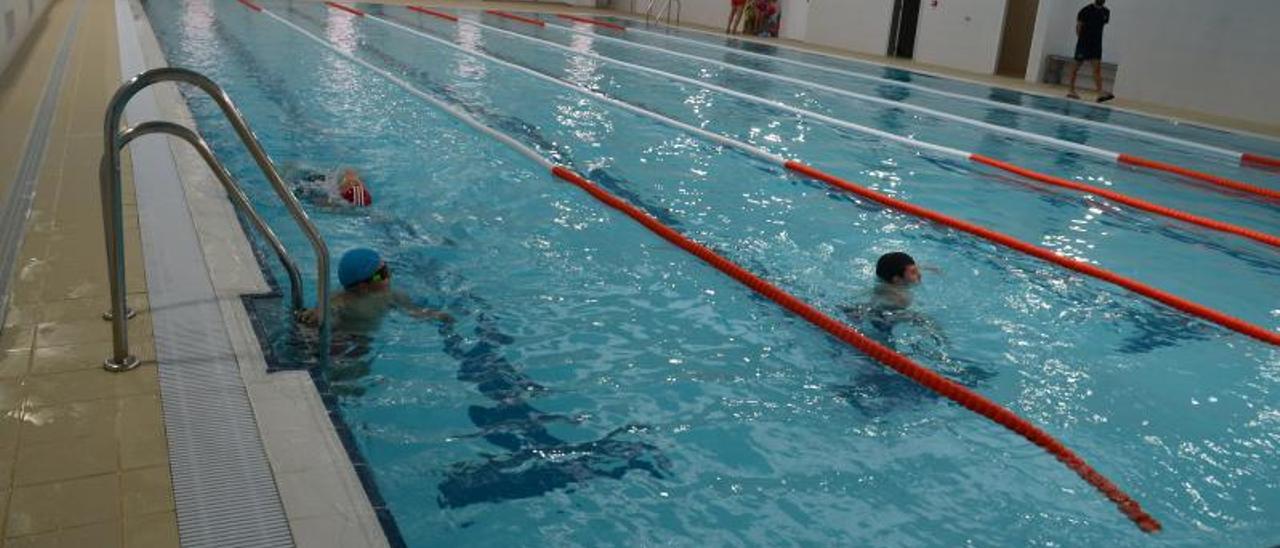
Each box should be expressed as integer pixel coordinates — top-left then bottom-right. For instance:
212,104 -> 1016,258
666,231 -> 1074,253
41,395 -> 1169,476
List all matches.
296,247 -> 451,330
293,167 -> 373,208
841,252 -> 942,346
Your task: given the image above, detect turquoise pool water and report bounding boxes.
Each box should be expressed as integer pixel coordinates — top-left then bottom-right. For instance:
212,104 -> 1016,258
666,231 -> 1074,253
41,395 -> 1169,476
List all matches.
143,1 -> 1279,545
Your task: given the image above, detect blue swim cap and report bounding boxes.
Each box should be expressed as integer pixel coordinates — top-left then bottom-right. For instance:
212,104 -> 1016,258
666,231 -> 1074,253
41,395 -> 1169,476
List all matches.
338,248 -> 382,288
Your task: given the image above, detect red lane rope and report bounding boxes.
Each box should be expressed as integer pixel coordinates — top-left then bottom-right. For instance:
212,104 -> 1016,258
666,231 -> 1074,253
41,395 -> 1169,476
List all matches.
550,165 -> 1161,533
407,5 -> 458,22
556,14 -> 626,31
784,160 -> 1280,347
1241,152 -> 1280,170
236,0 -> 262,12
1117,154 -> 1280,201
324,1 -> 365,17
970,155 -> 1280,249
484,10 -> 546,27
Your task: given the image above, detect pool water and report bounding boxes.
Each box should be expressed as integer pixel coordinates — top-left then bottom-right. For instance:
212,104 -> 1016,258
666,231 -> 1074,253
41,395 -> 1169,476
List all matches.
143,1 -> 1280,545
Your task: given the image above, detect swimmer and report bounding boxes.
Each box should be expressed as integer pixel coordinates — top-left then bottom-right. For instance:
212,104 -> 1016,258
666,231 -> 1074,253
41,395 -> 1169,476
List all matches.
841,252 -> 941,346
296,248 -> 451,330
293,167 -> 373,208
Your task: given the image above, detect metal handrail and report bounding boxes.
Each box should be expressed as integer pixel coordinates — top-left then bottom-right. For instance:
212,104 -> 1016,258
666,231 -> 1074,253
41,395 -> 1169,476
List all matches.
101,67 -> 330,371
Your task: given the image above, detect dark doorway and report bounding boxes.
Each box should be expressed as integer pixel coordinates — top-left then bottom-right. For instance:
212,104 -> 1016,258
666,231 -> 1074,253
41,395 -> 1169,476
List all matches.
996,0 -> 1040,77
887,0 -> 921,59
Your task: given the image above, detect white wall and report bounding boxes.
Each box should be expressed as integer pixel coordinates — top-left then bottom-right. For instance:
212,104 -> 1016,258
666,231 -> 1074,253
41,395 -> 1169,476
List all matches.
611,0 -> 891,55
1026,0 -> 1280,125
0,0 -> 53,77
778,0 -> 808,40
913,0 -> 1008,74
803,0 -> 894,56
1111,0 -> 1280,125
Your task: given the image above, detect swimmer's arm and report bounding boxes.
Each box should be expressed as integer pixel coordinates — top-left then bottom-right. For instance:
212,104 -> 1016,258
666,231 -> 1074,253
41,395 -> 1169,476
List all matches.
294,292 -> 352,326
392,293 -> 454,323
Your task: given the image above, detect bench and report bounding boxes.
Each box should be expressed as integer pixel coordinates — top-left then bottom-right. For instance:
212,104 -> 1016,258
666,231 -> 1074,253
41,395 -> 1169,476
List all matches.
1042,54 -> 1118,92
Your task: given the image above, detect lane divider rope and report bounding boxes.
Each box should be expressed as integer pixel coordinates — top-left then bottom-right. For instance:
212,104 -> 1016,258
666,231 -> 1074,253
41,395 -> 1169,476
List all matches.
556,13 -> 625,31
257,3 -> 1161,531
575,12 -> 1280,171
407,5 -> 456,22
1117,154 -> 1280,200
483,9 -> 544,27
1242,153 -> 1280,169
402,7 -> 1280,249
323,1 -> 363,16
237,0 -> 261,12
968,155 -> 1280,249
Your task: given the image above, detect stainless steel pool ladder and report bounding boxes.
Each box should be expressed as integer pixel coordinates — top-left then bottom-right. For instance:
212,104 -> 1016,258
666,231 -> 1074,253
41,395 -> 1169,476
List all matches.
100,67 -> 330,371
643,0 -> 680,26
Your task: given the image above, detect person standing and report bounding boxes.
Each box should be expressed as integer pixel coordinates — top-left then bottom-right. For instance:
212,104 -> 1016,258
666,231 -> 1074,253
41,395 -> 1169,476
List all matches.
1068,0 -> 1115,102
726,0 -> 747,33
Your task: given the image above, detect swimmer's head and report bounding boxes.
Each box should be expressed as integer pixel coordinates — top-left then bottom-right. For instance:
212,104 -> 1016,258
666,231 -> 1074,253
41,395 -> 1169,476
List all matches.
338,248 -> 389,290
876,252 -> 920,285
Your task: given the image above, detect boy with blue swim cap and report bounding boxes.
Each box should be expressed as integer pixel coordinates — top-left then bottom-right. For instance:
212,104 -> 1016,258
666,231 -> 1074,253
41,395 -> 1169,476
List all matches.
296,247 -> 451,328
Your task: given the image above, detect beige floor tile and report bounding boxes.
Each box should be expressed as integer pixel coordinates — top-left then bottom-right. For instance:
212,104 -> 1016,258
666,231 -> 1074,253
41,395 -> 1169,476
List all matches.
117,394 -> 163,436
118,430 -> 168,471
9,256 -> 48,305
18,398 -> 116,446
35,295 -> 150,325
5,518 -> 122,548
13,432 -> 117,486
0,379 -> 26,412
34,318 -> 118,348
7,281 -> 46,305
121,466 -> 174,517
22,368 -> 114,407
28,338 -> 156,376
0,350 -> 31,379
5,473 -> 120,536
0,408 -> 21,455
0,326 -> 35,352
3,303 -> 39,329
116,392 -> 168,469
0,452 -> 13,485
123,511 -> 177,548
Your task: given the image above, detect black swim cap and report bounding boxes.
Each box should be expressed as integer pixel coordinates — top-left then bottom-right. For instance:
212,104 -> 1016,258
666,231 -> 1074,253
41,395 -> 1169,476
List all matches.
875,252 -> 916,282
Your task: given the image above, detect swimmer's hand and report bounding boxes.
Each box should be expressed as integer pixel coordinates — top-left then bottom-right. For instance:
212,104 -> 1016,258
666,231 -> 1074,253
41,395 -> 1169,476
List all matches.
294,307 -> 320,327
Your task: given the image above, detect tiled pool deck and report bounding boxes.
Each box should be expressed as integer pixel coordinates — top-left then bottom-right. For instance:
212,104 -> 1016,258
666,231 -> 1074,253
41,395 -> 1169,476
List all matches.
0,1 -> 1275,548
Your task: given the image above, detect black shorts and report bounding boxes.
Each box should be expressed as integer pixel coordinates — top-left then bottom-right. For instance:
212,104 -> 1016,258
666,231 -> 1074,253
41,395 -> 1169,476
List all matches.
1074,39 -> 1102,61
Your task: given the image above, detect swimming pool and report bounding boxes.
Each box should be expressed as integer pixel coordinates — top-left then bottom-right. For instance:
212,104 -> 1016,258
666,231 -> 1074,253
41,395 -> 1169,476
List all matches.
142,0 -> 1279,545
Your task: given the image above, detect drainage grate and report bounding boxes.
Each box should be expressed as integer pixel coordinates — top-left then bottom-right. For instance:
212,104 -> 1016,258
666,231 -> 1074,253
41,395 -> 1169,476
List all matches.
114,0 -> 294,544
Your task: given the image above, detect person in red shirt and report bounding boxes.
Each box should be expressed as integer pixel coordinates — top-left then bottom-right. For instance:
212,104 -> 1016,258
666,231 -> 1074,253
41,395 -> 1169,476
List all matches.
726,0 -> 747,34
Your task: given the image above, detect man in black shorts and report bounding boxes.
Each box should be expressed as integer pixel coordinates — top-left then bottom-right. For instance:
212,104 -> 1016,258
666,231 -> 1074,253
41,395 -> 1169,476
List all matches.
1068,0 -> 1115,102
